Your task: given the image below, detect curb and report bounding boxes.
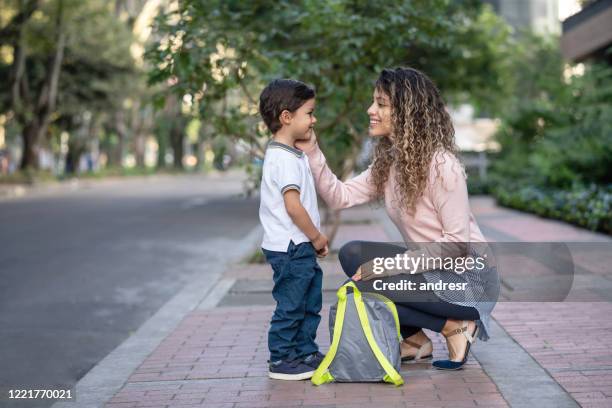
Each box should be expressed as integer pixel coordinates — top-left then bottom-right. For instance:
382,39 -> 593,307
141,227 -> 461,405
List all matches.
472,319 -> 579,408
197,278 -> 237,310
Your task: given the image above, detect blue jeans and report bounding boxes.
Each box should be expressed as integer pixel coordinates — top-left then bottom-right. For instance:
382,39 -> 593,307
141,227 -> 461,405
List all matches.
262,240 -> 323,361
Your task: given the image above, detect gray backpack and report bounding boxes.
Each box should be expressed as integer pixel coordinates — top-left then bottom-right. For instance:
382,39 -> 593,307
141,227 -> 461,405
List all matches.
311,281 -> 404,386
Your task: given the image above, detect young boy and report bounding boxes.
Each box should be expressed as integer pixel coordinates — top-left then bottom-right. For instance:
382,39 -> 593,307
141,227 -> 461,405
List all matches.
258,79 -> 329,380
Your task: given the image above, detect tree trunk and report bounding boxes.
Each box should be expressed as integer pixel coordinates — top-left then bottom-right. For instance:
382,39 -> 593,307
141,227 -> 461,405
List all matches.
195,129 -> 205,172
170,123 -> 184,170
324,208 -> 342,247
12,0 -> 66,171
113,110 -> 128,166
20,122 -> 40,170
134,131 -> 146,167
129,99 -> 146,168
156,131 -> 168,169
64,141 -> 79,175
64,113 -> 91,175
322,135 -> 362,249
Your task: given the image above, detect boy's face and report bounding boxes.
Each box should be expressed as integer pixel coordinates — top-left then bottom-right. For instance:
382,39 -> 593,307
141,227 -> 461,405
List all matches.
283,98 -> 317,140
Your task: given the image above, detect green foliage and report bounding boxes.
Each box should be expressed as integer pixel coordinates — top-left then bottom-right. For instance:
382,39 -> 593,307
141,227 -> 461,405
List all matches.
488,31 -> 612,234
491,61 -> 611,189
0,0 -> 136,116
491,30 -> 612,188
0,0 -> 141,173
147,0 -> 513,177
57,0 -> 137,115
491,183 -> 611,234
467,176 -> 491,195
490,33 -> 569,177
531,64 -> 612,188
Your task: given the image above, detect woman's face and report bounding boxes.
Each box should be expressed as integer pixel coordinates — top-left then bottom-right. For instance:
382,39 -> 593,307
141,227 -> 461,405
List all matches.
367,88 -> 392,138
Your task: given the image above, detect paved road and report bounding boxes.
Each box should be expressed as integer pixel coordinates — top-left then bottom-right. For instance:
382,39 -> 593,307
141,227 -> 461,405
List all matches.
0,173 -> 259,407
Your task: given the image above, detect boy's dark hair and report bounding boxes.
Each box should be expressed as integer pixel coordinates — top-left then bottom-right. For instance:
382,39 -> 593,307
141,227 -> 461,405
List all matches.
259,79 -> 315,133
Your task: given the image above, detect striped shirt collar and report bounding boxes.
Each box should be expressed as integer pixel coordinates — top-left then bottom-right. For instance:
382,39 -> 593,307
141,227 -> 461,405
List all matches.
267,140 -> 304,158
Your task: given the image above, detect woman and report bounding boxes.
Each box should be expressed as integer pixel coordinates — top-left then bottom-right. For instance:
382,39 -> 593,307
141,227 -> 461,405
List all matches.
295,67 -> 499,370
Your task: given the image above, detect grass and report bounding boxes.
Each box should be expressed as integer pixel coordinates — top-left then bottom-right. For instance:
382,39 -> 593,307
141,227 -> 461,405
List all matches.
0,170 -> 57,185
73,166 -> 187,179
245,249 -> 267,264
0,166 -> 204,185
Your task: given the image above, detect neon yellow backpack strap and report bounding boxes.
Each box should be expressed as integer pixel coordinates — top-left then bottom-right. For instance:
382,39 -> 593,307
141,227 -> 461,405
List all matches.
311,283 -> 350,385
352,285 -> 404,386
369,293 -> 403,341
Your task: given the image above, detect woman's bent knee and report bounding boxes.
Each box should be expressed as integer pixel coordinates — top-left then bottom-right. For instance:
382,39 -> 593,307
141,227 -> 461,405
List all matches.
338,240 -> 364,277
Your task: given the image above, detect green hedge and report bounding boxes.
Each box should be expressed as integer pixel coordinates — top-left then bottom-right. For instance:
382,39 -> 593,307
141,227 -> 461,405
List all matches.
473,48 -> 612,235
489,183 -> 611,234
467,177 -> 492,196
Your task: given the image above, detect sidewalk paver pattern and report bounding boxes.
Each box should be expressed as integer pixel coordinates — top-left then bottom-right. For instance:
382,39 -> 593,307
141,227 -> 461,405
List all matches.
106,197 -> 611,407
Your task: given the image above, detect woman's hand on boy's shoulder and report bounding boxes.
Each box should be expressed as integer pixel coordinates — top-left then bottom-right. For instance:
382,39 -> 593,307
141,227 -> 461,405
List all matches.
294,130 -> 317,153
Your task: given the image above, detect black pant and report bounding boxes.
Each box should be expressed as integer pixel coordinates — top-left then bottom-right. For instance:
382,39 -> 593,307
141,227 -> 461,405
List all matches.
338,240 -> 479,338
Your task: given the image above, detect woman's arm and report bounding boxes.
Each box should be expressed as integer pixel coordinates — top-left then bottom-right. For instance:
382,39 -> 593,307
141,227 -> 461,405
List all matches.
299,135 -> 376,210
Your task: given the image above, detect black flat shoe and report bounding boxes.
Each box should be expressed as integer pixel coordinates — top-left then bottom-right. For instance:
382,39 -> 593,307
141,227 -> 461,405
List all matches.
432,321 -> 478,370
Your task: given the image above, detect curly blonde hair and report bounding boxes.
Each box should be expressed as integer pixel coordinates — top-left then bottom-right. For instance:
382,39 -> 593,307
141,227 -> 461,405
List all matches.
370,67 -> 462,214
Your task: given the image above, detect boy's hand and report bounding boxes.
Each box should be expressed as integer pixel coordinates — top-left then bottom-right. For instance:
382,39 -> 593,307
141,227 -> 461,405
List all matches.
317,244 -> 329,258
312,232 -> 328,254
294,129 -> 317,152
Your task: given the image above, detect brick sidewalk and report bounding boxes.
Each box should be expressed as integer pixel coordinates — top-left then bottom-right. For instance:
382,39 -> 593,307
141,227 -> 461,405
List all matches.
105,204 -> 510,408
107,306 -> 506,408
493,303 -> 612,408
474,197 -> 612,408
104,197 -> 611,407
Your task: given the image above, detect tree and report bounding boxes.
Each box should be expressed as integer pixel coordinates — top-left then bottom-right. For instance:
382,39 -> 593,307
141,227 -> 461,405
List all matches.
489,32 -> 572,185
147,0 -> 512,239
154,93 -> 188,170
149,0 -> 512,160
2,0 -> 66,170
0,0 -> 136,172
57,1 -> 137,173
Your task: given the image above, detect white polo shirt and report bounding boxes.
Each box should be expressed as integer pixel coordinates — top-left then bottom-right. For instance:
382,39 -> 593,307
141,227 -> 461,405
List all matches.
259,141 -> 321,252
